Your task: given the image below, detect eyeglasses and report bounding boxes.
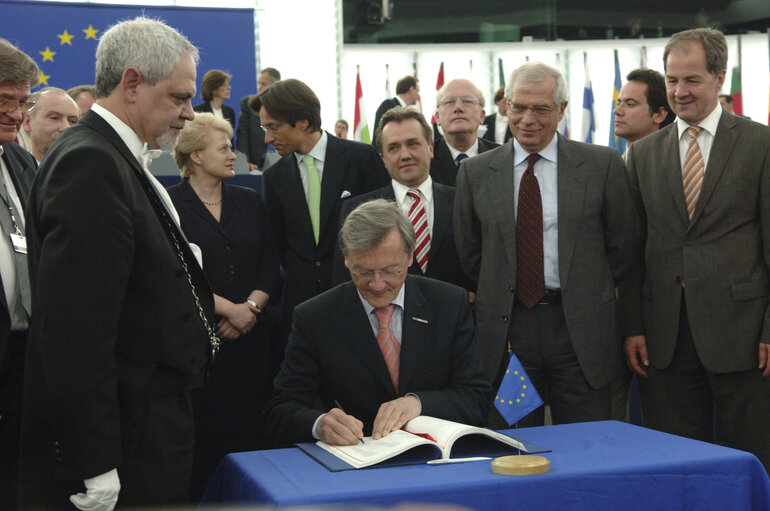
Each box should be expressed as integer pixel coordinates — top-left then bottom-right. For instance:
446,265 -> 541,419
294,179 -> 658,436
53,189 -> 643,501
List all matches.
350,266 -> 406,281
507,102 -> 559,117
260,122 -> 286,134
438,96 -> 479,108
0,97 -> 35,114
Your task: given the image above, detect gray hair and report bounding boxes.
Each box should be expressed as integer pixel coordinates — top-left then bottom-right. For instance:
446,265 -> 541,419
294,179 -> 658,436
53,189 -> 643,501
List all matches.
67,84 -> 96,102
436,78 -> 486,108
339,199 -> 416,257
664,28 -> 727,77
95,17 -> 199,98
0,38 -> 39,86
505,61 -> 568,105
28,87 -> 70,118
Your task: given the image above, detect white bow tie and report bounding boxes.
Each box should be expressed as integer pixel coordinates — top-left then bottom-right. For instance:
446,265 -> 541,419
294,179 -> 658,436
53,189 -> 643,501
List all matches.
139,143 -> 163,169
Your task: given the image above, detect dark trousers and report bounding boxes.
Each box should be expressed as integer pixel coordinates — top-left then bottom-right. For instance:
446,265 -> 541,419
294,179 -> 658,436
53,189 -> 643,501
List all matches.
642,297 -> 770,474
19,392 -> 195,509
502,300 -> 610,427
0,331 -> 26,510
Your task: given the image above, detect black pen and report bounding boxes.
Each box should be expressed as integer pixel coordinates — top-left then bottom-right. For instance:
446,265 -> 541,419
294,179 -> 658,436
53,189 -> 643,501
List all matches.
333,399 -> 365,444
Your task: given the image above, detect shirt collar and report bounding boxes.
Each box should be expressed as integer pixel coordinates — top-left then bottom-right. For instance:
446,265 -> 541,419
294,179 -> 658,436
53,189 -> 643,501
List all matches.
396,96 -> 407,107
445,138 -> 479,160
91,103 -> 147,166
294,130 -> 328,166
391,175 -> 433,206
676,103 -> 722,140
358,280 -> 406,315
512,132 -> 558,166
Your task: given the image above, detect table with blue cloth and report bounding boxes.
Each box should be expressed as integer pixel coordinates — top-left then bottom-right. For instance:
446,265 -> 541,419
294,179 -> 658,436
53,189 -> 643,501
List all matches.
202,420 -> 770,510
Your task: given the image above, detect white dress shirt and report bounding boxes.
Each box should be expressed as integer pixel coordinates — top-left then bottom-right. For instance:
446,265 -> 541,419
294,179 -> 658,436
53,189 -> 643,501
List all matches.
512,134 -> 560,290
294,131 -> 328,200
676,103 -> 722,173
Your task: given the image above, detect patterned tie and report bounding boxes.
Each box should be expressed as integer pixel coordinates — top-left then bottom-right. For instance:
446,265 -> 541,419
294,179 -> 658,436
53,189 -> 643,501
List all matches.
455,153 -> 468,167
407,190 -> 431,273
682,126 -> 704,221
516,153 -> 545,309
302,155 -> 321,243
375,304 -> 400,392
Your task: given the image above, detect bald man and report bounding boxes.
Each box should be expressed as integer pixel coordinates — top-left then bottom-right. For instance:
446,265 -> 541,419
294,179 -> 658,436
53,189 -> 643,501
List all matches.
22,87 -> 79,163
430,79 -> 498,187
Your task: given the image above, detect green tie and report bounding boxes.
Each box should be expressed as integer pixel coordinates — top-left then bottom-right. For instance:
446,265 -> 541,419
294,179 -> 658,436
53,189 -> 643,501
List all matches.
303,154 -> 321,244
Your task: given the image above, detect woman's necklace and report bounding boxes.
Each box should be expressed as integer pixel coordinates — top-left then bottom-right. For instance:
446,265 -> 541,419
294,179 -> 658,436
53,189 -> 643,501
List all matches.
201,196 -> 223,206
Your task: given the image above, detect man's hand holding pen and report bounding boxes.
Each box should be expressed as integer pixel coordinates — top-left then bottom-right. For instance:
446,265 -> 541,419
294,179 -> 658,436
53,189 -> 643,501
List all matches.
317,408 -> 364,446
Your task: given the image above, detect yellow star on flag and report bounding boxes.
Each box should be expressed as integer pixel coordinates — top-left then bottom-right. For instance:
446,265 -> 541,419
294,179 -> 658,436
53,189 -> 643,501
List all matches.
83,25 -> 99,40
39,46 -> 56,62
39,71 -> 50,86
58,30 -> 74,46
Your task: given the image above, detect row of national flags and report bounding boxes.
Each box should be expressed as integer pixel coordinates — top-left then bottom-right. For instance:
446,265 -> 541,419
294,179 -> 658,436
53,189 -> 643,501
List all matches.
354,37 -> 769,146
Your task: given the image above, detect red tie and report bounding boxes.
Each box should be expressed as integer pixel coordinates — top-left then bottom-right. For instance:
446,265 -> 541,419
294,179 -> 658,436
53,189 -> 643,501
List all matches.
407,190 -> 431,273
375,305 -> 400,392
516,153 -> 545,309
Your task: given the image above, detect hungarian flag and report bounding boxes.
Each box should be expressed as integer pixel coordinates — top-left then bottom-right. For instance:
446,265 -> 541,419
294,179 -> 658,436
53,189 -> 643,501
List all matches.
353,68 -> 371,144
730,66 -> 743,116
431,62 -> 444,124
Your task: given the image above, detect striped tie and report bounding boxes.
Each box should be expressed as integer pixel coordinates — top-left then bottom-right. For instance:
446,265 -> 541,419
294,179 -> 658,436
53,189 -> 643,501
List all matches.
407,190 -> 431,273
375,304 -> 400,392
682,126 -> 704,221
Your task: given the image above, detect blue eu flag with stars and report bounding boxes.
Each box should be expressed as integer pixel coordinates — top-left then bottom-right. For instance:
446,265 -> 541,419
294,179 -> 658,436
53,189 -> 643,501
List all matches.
494,353 -> 543,426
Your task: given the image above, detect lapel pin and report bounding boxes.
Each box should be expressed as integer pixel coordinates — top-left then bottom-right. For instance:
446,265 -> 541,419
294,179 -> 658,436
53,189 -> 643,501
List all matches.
412,317 -> 428,324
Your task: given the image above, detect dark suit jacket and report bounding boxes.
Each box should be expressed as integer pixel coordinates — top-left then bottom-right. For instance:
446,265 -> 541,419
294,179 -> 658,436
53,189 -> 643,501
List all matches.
265,275 -> 491,446
430,136 -> 499,187
454,134 -> 640,387
262,133 -> 389,337
20,110 -> 214,496
618,113 -> 770,373
167,180 -> 281,306
482,113 -> 513,144
167,180 -> 281,493
332,181 -> 473,291
0,142 -> 35,368
372,97 -> 401,146
193,101 -> 236,145
236,95 -> 267,167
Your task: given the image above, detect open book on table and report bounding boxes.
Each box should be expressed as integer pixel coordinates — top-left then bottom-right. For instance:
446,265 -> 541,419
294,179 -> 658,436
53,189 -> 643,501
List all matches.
296,415 -> 549,471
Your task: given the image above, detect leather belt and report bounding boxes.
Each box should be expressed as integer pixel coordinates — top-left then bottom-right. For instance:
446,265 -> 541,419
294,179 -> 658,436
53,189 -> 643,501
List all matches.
538,289 -> 561,305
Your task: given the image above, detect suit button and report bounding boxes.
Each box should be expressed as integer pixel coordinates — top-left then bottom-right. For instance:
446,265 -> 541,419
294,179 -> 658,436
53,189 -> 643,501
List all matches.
315,261 -> 322,267
54,441 -> 61,447
502,315 -> 509,322
509,285 -> 515,293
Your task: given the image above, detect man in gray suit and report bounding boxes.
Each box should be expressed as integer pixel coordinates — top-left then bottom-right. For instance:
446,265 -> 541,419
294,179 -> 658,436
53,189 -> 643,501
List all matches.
455,61 -> 639,427
619,28 -> 770,472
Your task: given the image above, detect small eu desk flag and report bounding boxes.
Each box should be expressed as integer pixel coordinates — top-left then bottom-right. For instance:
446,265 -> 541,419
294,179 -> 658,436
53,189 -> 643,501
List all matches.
494,353 -> 543,426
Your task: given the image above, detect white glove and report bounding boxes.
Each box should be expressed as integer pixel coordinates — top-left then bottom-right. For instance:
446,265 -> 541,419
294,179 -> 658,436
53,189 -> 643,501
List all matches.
69,468 -> 120,511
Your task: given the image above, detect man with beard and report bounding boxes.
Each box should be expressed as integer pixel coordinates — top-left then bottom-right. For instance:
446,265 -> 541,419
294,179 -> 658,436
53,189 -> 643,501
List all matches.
20,17 -> 216,510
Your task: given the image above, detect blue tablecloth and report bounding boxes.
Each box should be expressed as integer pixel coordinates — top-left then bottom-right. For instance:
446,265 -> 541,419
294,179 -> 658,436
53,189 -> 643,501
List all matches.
202,420 -> 770,510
